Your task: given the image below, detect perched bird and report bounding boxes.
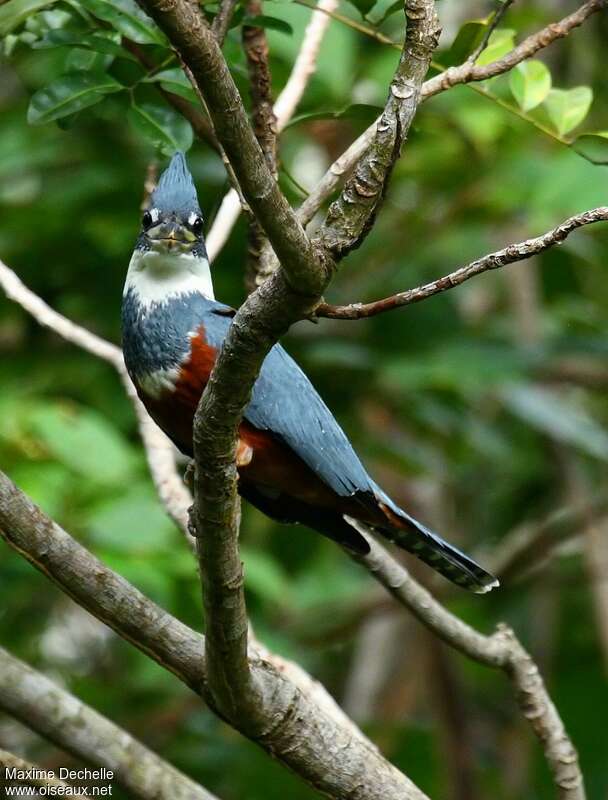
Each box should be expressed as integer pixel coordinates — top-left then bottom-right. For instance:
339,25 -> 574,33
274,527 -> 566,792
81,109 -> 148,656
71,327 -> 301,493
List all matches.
122,153 -> 498,593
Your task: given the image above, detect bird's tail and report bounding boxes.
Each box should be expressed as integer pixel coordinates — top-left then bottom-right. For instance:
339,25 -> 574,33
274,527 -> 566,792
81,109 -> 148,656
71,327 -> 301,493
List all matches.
365,494 -> 498,594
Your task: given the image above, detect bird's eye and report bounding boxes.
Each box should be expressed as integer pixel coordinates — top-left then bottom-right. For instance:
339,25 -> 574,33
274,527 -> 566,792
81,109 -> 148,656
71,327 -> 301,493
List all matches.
191,216 -> 203,235
142,211 -> 153,230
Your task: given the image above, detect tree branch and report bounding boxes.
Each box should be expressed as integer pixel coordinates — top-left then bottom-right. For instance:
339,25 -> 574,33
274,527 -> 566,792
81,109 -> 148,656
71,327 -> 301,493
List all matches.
297,0 -> 607,225
133,0 -> 336,737
242,0 -> 279,291
315,0 -> 440,260
315,207 -> 608,319
0,471 -> 430,800
345,526 -> 586,799
190,273 -> 323,724
424,0 -> 606,100
243,3 -> 277,177
0,647 -> 217,800
212,0 -> 238,45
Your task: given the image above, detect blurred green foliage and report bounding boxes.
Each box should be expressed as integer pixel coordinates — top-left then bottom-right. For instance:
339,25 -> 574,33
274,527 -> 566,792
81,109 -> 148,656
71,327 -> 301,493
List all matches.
1,0 -> 608,798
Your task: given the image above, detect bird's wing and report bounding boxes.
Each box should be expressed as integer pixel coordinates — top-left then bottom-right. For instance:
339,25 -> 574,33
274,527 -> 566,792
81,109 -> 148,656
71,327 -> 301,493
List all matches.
203,305 -> 375,498
247,344 -> 375,498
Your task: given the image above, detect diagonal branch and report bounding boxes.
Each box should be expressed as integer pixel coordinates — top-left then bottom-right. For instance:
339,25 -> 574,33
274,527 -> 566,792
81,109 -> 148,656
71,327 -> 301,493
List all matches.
0,470 -> 429,800
315,207 -> 608,319
0,647 -> 217,800
346,528 -> 585,800
0,465 -> 586,798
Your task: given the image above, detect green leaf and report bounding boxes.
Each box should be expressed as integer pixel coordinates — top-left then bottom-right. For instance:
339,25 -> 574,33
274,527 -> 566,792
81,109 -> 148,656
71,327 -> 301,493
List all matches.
475,28 -> 515,67
0,0 -> 57,36
27,403 -> 137,486
343,0 -> 376,19
144,68 -> 197,103
544,87 -> 593,137
86,484 -> 176,553
572,132 -> 608,165
243,14 -> 293,35
374,0 -> 402,25
509,60 -> 551,112
501,384 -> 608,461
444,18 -> 487,66
128,101 -> 193,155
65,47 -> 113,71
33,29 -> 138,60
80,0 -> 166,45
27,71 -> 123,124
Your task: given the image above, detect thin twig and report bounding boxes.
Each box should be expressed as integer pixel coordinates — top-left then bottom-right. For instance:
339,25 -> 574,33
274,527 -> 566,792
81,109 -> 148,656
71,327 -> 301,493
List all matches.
0,647 -> 217,800
212,0 -> 238,45
315,207 -> 608,319
468,0 -> 516,64
294,0 -> 395,46
297,0 -> 607,225
425,0 -> 606,99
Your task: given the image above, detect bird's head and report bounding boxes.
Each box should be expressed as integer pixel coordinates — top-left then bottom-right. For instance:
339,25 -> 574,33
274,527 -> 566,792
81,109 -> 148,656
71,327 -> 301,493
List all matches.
126,152 -> 214,303
138,152 -> 205,257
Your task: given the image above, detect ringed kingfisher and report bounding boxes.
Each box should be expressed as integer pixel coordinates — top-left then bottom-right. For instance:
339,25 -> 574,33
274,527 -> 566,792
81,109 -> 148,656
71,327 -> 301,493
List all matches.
122,153 -> 498,594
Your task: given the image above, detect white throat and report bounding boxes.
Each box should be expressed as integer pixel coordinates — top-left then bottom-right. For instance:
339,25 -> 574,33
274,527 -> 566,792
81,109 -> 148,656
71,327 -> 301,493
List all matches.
124,248 -> 215,306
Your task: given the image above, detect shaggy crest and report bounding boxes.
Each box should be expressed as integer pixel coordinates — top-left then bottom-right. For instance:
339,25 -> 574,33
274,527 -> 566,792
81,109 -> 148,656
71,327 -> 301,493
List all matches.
150,152 -> 201,216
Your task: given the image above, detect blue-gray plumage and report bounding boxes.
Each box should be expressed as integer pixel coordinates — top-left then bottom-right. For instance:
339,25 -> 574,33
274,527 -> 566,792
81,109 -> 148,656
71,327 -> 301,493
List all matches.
122,152 -> 498,593
151,152 -> 202,216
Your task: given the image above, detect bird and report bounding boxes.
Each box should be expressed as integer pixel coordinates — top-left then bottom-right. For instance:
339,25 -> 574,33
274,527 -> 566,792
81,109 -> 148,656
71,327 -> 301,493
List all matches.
121,152 -> 498,594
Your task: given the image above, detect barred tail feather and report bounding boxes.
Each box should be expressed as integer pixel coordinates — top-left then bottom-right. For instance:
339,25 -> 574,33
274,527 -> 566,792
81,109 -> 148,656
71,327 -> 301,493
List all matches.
371,498 -> 499,594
